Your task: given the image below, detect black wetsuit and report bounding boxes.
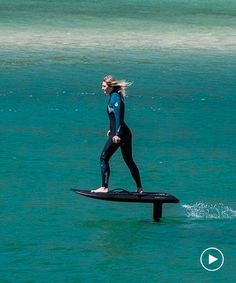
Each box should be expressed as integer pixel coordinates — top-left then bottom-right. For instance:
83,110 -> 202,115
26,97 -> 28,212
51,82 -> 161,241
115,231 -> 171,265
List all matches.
100,91 -> 142,189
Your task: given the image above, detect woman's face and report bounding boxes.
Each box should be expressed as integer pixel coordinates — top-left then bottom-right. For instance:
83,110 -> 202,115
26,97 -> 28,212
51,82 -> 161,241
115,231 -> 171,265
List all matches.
101,81 -> 113,94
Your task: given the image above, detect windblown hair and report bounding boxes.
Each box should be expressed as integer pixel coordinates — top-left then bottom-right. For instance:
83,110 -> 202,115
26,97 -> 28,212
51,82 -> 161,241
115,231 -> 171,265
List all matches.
103,75 -> 133,97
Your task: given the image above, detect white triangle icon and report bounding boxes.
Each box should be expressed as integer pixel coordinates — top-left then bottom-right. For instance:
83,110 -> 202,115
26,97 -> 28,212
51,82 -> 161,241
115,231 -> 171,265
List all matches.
209,254 -> 218,265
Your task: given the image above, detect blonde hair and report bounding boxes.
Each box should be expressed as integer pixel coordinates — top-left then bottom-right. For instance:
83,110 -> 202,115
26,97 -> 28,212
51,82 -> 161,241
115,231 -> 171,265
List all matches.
103,75 -> 133,97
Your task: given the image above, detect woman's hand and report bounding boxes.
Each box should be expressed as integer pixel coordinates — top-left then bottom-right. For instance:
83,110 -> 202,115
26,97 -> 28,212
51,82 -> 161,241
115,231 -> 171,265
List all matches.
112,135 -> 121,144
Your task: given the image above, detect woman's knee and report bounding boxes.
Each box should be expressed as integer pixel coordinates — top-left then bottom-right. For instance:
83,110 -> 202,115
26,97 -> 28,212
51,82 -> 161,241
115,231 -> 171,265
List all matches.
100,150 -> 108,161
124,157 -> 135,168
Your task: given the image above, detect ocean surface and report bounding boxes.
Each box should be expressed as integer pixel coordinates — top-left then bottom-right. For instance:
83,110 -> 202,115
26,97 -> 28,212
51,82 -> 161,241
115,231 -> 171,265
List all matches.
0,1 -> 236,282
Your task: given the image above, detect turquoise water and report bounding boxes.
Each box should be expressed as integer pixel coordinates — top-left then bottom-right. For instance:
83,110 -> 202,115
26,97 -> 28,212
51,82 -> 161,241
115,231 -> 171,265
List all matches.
1,1 -> 236,282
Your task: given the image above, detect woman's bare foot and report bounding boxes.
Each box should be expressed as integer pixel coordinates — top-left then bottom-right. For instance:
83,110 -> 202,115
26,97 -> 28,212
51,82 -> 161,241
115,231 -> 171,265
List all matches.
137,187 -> 143,194
91,187 -> 108,193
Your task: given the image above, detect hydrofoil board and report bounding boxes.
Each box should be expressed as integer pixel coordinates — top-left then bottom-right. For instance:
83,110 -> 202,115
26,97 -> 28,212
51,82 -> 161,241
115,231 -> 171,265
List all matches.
72,188 -> 179,221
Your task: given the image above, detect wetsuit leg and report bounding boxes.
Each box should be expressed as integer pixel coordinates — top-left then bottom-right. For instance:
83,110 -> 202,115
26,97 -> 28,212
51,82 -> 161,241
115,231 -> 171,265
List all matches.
120,133 -> 142,188
100,137 -> 119,188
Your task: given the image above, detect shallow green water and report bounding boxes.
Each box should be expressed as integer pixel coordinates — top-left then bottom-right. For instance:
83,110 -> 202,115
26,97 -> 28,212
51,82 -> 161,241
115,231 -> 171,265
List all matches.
0,1 -> 236,282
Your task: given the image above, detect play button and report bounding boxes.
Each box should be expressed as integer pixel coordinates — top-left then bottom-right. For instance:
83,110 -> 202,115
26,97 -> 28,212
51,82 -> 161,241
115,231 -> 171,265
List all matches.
200,247 -> 224,271
209,254 -> 218,265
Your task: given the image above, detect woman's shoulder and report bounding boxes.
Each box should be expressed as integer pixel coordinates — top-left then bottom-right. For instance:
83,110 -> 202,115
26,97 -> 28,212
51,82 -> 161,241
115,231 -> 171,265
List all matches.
110,92 -> 122,102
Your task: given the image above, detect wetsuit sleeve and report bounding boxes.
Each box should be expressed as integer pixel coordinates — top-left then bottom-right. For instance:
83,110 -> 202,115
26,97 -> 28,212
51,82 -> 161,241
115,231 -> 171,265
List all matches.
110,94 -> 122,136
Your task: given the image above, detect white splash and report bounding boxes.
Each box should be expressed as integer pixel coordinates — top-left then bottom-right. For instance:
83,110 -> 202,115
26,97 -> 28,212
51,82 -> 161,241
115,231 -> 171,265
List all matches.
182,202 -> 236,219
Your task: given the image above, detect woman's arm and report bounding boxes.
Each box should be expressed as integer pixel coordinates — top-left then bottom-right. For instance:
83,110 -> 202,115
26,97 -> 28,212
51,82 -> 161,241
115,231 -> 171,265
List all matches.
110,93 -> 122,136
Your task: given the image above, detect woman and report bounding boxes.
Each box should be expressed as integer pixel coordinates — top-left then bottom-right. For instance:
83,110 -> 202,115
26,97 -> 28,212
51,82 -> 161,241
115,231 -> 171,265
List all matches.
92,75 -> 143,193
